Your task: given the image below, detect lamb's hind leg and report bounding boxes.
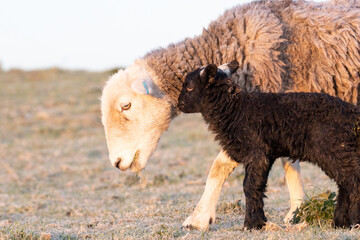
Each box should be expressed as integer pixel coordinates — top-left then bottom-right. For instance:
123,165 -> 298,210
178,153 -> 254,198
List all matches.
243,154 -> 275,229
281,158 -> 306,223
182,150 -> 239,230
347,180 -> 360,227
334,185 -> 350,228
322,156 -> 359,228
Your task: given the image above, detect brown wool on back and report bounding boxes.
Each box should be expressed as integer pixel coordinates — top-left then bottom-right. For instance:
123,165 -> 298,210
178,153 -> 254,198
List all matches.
143,0 -> 360,105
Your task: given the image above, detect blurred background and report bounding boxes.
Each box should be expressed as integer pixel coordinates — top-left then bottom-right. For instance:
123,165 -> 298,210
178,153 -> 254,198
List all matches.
0,0 -> 246,71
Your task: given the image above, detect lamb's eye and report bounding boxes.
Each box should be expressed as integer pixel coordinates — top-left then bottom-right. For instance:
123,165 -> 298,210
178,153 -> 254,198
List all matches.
121,103 -> 131,111
186,86 -> 194,92
186,82 -> 195,92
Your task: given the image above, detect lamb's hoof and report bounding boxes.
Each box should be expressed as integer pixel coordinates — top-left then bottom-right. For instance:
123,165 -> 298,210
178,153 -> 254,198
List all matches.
244,219 -> 266,230
182,212 -> 215,231
334,218 -> 350,229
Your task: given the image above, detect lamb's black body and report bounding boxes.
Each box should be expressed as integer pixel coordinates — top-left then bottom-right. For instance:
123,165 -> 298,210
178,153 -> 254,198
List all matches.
178,63 -> 360,229
205,90 -> 360,229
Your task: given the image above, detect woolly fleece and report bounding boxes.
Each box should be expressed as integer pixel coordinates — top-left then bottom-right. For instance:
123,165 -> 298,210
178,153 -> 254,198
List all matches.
143,0 -> 360,105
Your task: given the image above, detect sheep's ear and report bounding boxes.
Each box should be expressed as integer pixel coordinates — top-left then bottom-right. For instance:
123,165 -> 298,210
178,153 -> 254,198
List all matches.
227,60 -> 239,74
200,64 -> 218,84
131,79 -> 154,95
218,60 -> 239,76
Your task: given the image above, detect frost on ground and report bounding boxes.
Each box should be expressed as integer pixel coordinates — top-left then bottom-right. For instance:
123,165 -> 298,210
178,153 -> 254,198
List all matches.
0,69 -> 359,239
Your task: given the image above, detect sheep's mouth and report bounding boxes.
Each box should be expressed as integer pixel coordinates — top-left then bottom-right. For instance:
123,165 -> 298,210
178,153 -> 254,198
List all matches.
130,150 -> 141,172
133,150 -> 139,162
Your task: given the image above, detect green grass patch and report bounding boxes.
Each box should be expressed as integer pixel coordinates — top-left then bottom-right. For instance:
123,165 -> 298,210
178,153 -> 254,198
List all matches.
291,190 -> 336,228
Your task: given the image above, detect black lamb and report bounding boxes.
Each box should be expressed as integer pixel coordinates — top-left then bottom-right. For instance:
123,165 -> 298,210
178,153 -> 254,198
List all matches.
178,61 -> 360,230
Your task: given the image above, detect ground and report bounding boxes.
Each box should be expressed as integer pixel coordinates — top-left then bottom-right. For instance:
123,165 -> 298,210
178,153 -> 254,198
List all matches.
1,69 -> 359,239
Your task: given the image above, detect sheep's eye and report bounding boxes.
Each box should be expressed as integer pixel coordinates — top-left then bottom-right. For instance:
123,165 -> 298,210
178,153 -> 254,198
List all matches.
121,103 -> 131,111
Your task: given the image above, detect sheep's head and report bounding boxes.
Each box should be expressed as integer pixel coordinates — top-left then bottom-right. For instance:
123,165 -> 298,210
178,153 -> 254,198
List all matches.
101,62 -> 172,173
178,60 -> 239,113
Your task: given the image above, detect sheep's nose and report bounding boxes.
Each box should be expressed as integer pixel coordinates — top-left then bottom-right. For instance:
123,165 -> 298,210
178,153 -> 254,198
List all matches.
114,158 -> 121,169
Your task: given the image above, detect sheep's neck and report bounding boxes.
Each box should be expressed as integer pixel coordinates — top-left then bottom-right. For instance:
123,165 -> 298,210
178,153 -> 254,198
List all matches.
143,32 -> 223,105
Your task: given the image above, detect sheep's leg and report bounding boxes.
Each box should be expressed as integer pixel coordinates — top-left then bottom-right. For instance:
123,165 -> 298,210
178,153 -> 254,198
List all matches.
281,158 -> 306,223
243,155 -> 274,230
182,150 -> 239,230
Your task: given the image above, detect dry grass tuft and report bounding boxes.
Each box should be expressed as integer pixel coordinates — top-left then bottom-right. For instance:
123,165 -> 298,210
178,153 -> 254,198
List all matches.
265,222 -> 284,232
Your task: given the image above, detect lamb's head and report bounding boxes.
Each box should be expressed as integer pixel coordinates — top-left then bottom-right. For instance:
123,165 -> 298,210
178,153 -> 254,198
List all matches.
178,60 -> 239,113
101,62 -> 172,173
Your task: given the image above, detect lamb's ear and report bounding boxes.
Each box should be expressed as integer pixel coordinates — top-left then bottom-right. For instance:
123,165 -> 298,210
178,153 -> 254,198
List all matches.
131,79 -> 154,95
228,85 -> 241,95
200,64 -> 218,84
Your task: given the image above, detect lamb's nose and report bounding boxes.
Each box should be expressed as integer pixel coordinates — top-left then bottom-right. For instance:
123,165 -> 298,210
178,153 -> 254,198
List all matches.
178,101 -> 184,109
114,158 -> 121,169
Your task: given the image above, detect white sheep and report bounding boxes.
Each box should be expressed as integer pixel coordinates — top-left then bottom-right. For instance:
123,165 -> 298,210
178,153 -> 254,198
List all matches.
101,0 -> 360,230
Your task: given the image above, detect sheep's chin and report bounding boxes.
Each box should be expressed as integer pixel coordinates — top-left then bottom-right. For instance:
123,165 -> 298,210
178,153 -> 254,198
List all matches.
129,151 -> 143,173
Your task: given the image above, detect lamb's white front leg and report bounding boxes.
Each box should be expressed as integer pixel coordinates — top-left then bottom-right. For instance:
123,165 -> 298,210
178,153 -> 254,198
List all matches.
183,150 -> 239,230
281,158 -> 306,223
